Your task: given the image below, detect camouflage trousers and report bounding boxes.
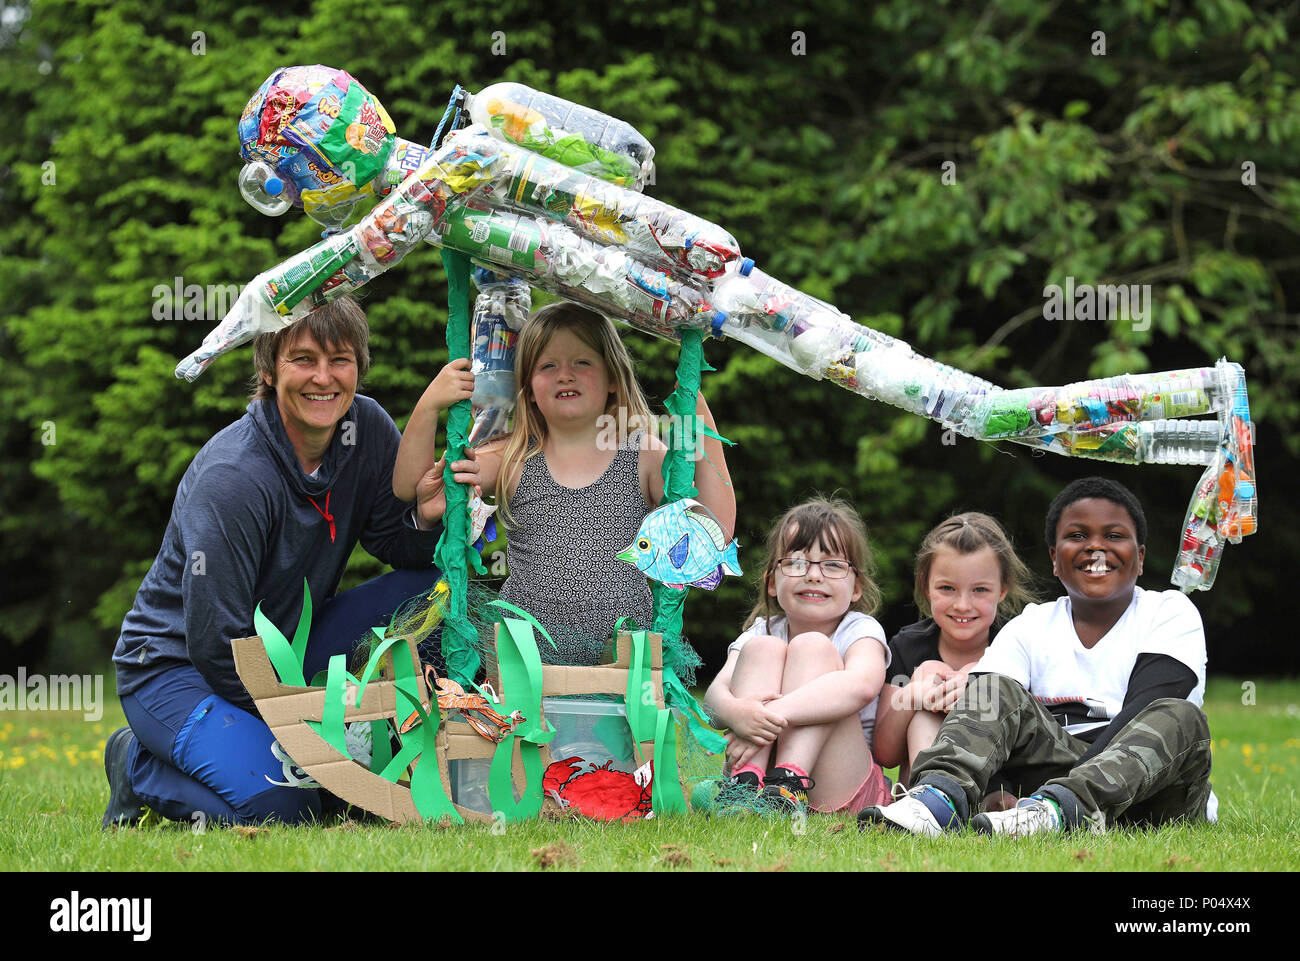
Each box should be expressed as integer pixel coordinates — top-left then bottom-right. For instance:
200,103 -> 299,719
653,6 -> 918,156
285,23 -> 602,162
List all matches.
911,673 -> 1213,830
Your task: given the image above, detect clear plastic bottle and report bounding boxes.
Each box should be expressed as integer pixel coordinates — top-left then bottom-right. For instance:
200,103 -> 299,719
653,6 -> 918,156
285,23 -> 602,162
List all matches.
709,259 -> 822,335
470,268 -> 530,409
468,268 -> 530,444
437,207 -> 711,340
460,126 -> 738,280
467,82 -> 655,189
1171,463 -> 1223,591
1136,419 -> 1223,465
238,161 -> 292,216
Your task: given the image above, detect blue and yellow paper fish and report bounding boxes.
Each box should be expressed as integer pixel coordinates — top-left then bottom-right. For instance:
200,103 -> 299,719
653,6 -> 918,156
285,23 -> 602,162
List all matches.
617,498 -> 741,590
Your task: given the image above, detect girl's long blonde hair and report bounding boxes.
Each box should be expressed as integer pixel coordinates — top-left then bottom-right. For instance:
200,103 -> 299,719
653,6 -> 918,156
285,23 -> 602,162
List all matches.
744,496 -> 882,630
492,302 -> 652,527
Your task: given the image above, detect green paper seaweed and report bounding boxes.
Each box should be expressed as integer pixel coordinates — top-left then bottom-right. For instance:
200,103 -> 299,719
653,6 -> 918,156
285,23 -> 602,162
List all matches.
487,614 -> 554,822
253,579 -> 313,687
306,653 -> 355,756
625,631 -> 656,758
650,708 -> 687,815
253,585 -> 459,821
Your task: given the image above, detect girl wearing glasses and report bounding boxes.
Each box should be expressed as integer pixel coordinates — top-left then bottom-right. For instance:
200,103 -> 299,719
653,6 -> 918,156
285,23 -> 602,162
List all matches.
703,497 -> 891,814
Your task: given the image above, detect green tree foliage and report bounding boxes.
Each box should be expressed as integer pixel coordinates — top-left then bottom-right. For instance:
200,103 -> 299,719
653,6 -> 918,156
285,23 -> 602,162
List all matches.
3,0 -> 1297,676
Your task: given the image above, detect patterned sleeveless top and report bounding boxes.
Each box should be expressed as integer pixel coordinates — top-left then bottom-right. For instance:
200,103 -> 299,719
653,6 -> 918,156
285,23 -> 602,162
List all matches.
497,431 -> 654,659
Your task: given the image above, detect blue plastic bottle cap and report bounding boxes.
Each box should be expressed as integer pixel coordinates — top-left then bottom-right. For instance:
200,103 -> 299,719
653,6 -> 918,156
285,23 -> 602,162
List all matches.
711,311 -> 727,336
264,176 -> 284,196
739,258 -> 755,277
1236,481 -> 1255,498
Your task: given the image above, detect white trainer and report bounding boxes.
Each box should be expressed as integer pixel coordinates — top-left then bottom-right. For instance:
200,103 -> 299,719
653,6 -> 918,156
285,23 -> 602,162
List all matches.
858,784 -> 956,837
971,796 -> 1063,836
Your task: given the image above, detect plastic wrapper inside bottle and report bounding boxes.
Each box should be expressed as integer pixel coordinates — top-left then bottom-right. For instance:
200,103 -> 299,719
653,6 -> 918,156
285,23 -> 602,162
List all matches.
451,126 -> 738,280
470,272 -> 530,414
467,82 -> 655,190
964,369 -> 1218,442
436,206 -> 713,341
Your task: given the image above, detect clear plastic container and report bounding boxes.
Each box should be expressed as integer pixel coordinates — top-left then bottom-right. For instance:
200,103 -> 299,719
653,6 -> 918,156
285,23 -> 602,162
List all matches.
447,697 -> 636,814
470,269 -> 529,408
1137,420 -> 1222,465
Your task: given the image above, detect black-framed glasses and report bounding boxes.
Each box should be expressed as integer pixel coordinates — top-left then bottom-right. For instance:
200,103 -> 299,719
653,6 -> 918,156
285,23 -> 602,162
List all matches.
776,557 -> 854,579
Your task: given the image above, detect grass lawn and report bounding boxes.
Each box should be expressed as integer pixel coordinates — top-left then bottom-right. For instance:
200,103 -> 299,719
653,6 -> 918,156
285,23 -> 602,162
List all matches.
2,677 -> 1297,872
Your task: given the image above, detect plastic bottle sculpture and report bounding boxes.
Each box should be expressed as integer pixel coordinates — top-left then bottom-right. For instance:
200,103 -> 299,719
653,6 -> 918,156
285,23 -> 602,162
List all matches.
181,64 -> 1257,591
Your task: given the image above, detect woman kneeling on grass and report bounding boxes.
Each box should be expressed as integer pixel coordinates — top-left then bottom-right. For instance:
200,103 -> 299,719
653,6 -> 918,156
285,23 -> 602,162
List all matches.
860,476 -> 1215,836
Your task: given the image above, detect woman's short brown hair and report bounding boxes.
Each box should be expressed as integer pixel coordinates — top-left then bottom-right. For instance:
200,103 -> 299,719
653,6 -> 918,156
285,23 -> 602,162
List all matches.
249,297 -> 371,399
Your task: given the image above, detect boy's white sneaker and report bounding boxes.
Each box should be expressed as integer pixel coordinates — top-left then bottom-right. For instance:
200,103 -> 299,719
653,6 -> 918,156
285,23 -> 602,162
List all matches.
858,784 -> 958,837
971,795 -> 1063,836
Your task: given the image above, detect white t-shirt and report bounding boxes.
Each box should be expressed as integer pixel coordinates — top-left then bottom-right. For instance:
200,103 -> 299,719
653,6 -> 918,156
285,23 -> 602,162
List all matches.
974,586 -> 1207,737
728,611 -> 890,749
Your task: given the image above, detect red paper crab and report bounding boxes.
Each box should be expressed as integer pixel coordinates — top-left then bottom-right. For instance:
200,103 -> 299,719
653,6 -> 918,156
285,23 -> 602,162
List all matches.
543,757 -> 653,821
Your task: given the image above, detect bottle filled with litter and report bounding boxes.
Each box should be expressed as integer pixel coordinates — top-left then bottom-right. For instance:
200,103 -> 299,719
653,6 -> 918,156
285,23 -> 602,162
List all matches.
467,81 -> 655,189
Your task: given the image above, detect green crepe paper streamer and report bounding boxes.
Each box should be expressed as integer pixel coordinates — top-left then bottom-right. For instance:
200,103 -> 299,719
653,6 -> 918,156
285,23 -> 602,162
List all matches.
433,247 -> 485,687
646,331 -> 731,755
625,631 -> 656,755
663,668 -> 727,754
488,616 -> 553,822
650,708 -> 687,815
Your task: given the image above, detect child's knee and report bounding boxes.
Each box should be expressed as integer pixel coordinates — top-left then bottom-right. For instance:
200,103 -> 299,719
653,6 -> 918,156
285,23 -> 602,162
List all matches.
739,634 -> 787,663
787,631 -> 841,664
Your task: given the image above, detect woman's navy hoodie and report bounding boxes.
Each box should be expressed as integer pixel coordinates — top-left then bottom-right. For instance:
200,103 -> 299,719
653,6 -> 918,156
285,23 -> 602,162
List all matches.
113,394 -> 442,713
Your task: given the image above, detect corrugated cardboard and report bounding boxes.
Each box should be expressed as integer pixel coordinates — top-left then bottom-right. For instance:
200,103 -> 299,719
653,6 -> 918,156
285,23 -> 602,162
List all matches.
232,628 -> 681,824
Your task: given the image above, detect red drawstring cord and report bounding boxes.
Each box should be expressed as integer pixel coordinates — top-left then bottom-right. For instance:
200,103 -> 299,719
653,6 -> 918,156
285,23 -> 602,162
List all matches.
307,491 -> 335,543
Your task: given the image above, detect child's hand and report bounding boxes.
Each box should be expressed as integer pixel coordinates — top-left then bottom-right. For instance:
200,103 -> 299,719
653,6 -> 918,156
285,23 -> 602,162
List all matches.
724,733 -> 765,772
414,451 -> 481,528
427,358 -> 475,411
916,674 -> 950,713
912,660 -> 955,685
935,671 -> 970,713
729,695 -> 786,745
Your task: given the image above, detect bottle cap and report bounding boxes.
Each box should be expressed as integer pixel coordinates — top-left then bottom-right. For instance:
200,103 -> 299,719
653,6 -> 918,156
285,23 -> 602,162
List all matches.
264,176 -> 284,196
739,258 -> 755,277
710,311 -> 727,337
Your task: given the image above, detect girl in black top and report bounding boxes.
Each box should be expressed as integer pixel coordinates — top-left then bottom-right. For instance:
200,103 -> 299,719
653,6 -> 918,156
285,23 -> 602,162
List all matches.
874,512 -> 1035,792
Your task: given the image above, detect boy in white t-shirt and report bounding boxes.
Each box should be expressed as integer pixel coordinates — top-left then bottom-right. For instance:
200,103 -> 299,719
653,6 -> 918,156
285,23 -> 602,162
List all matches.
860,477 -> 1214,836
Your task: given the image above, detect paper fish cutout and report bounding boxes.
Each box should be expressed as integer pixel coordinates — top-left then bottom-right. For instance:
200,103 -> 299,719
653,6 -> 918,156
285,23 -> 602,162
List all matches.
467,490 -> 497,547
616,498 -> 741,590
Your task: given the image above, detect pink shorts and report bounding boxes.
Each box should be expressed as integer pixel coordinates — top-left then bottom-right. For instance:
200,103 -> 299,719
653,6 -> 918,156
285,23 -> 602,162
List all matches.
811,761 -> 892,815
